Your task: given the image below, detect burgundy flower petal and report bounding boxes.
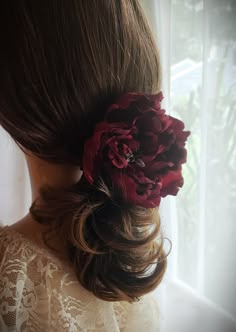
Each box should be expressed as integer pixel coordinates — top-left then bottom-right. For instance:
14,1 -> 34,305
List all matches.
82,90 -> 190,208
136,113 -> 162,133
107,140 -> 129,168
169,117 -> 191,146
140,132 -> 159,153
110,92 -> 142,110
145,161 -> 175,179
83,123 -> 109,184
160,169 -> 184,197
113,173 -> 161,208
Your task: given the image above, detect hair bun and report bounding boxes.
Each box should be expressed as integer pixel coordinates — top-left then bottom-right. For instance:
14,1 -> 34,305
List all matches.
67,188 -> 167,302
31,177 -> 167,302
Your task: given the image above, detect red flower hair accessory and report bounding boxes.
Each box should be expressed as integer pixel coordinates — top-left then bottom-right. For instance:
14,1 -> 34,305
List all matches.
83,91 -> 190,208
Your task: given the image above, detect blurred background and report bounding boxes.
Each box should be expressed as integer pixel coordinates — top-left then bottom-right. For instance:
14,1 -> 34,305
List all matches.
0,1 -> 236,331
140,0 -> 236,331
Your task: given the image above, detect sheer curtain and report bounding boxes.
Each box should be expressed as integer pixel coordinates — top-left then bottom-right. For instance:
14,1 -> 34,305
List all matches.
140,0 -> 236,331
0,128 -> 30,225
0,1 -> 236,331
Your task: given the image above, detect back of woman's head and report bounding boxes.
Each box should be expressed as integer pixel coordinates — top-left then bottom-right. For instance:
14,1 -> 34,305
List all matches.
0,0 -> 167,302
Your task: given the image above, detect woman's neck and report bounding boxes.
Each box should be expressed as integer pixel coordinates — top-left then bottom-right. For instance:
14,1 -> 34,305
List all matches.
9,153 -> 82,257
25,154 -> 82,202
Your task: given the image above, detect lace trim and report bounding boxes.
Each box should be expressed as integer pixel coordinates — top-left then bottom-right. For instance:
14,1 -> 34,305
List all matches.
0,226 -> 69,269
0,225 -> 160,331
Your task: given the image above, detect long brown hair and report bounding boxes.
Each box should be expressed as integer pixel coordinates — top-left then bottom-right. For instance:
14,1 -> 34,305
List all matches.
0,0 -> 167,302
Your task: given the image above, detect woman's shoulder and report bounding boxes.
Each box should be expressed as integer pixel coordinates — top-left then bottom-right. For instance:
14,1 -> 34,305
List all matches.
0,224 -> 72,270
0,224 -> 28,257
0,224 -> 47,258
0,225 -> 161,331
0,225 -> 98,303
112,293 -> 161,331
0,224 -> 93,303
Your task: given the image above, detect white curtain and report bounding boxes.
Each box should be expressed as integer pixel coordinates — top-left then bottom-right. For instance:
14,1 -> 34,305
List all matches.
0,1 -> 236,331
140,0 -> 236,331
0,128 -> 30,225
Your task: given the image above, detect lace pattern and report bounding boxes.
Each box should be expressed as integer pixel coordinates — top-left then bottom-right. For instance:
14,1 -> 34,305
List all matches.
0,226 -> 160,332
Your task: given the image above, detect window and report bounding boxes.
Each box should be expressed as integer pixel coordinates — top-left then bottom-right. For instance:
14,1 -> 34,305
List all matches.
140,0 -> 236,327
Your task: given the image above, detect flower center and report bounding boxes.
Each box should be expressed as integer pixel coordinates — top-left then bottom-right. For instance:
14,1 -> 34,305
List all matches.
125,152 -> 145,167
126,153 -> 135,163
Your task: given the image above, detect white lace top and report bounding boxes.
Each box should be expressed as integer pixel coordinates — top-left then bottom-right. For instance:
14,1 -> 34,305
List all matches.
0,226 -> 160,332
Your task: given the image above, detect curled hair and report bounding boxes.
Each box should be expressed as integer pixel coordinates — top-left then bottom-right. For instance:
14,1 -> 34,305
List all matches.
0,0 -> 167,301
30,175 -> 167,302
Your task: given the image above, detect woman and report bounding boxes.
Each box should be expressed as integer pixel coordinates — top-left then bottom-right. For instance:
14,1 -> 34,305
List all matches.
0,0 -> 190,331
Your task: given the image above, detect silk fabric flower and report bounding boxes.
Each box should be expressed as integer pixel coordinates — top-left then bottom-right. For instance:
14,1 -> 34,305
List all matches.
83,91 -> 190,208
